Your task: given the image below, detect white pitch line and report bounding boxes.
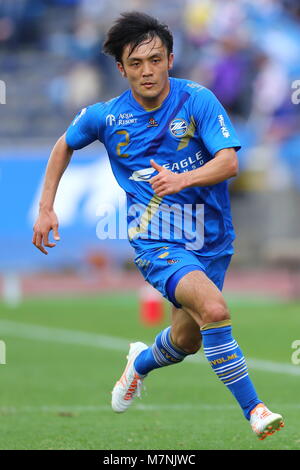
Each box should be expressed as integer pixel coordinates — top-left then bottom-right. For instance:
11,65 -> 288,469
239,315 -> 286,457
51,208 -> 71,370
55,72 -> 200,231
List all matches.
0,319 -> 129,351
0,319 -> 299,376
0,403 -> 299,414
0,404 -> 236,414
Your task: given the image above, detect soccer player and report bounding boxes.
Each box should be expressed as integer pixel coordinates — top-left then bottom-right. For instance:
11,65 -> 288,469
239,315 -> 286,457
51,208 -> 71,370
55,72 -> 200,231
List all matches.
32,11 -> 284,440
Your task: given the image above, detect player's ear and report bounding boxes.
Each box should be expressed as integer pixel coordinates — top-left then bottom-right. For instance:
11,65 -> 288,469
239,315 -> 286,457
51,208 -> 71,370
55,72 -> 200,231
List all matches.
168,53 -> 174,71
117,62 -> 127,78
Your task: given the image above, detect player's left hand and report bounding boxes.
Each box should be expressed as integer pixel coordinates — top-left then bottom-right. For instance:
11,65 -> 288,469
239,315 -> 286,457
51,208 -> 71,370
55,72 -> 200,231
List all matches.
149,160 -> 186,197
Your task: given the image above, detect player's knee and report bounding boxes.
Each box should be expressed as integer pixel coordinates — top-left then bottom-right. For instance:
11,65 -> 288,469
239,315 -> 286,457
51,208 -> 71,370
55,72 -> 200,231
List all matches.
202,300 -> 230,325
173,334 -> 202,355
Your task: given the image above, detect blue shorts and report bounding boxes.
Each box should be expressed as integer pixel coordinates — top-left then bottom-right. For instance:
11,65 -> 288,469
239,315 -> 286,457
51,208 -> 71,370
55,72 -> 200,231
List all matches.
134,244 -> 233,308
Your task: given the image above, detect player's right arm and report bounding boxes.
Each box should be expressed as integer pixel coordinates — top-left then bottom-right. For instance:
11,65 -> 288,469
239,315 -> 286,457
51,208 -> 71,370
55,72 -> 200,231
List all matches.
32,133 -> 73,255
33,103 -> 104,255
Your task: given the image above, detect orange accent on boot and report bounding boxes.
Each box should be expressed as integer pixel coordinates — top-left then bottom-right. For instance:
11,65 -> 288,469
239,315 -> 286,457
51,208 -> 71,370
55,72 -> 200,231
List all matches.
250,403 -> 272,419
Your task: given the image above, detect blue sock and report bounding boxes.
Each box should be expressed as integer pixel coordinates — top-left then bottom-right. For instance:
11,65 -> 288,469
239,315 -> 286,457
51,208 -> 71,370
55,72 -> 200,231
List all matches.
201,320 -> 262,420
134,326 -> 189,375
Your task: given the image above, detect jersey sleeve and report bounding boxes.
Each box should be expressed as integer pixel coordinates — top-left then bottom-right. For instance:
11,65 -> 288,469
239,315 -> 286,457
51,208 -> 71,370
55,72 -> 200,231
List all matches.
65,103 -> 104,150
194,87 -> 241,156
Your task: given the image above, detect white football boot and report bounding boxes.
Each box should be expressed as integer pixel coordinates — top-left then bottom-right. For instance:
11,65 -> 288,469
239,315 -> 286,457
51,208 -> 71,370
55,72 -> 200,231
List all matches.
250,403 -> 284,440
111,342 -> 148,413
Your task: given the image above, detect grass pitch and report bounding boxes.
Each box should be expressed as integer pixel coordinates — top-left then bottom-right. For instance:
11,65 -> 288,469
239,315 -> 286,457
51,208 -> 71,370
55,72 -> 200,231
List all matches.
0,293 -> 299,450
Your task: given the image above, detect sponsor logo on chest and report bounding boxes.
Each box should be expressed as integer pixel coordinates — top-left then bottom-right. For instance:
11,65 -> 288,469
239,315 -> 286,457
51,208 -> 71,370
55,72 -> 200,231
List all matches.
106,113 -> 138,126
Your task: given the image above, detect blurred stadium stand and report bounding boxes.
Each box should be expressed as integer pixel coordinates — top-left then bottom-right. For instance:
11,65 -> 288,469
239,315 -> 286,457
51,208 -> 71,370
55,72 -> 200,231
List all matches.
0,0 -> 300,298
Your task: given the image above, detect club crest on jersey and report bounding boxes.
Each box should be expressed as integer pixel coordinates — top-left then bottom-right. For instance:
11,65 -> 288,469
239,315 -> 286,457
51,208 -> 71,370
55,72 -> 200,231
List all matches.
169,118 -> 188,138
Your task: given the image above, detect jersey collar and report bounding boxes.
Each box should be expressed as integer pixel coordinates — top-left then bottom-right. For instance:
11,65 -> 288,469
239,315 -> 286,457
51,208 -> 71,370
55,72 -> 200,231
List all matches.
128,77 -> 174,113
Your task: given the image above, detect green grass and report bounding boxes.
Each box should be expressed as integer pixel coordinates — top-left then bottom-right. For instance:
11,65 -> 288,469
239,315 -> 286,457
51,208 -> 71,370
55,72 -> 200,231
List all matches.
0,293 -> 299,450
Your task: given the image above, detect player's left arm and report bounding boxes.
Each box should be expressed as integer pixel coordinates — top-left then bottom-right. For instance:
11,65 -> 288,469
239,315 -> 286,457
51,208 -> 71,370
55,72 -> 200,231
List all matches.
150,87 -> 240,197
149,148 -> 238,197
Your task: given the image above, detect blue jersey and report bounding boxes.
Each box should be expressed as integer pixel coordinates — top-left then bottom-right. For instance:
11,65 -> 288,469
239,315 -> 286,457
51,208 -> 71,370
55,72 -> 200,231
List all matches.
66,77 -> 241,256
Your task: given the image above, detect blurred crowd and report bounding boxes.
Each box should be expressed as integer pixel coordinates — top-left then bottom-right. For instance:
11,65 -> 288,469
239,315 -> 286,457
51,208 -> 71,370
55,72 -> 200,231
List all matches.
0,0 -> 300,191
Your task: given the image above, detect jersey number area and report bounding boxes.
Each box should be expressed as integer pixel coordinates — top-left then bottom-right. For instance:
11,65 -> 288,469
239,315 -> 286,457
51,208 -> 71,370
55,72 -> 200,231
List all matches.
116,130 -> 130,157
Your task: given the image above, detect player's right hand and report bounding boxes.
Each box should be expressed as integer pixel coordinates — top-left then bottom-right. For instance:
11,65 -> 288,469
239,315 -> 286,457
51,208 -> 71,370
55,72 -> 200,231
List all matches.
32,209 -> 60,255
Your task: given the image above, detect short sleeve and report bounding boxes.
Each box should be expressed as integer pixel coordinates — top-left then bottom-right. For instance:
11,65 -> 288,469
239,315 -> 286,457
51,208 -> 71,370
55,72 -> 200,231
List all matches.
65,103 -> 104,150
194,88 -> 241,156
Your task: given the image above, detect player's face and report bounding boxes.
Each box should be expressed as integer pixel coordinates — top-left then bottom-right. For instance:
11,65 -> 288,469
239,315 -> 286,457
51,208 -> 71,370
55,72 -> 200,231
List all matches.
117,36 -> 174,109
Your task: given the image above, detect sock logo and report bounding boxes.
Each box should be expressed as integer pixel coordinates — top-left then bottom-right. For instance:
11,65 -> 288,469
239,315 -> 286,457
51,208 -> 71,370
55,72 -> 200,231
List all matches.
160,347 -> 181,363
210,353 -> 238,366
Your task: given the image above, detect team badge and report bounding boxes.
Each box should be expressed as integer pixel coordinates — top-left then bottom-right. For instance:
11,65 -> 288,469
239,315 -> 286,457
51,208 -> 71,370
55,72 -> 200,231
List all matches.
169,118 -> 188,138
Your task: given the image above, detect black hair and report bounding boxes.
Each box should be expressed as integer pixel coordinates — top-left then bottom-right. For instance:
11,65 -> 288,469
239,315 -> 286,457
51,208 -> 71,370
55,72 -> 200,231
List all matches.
103,11 -> 173,63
